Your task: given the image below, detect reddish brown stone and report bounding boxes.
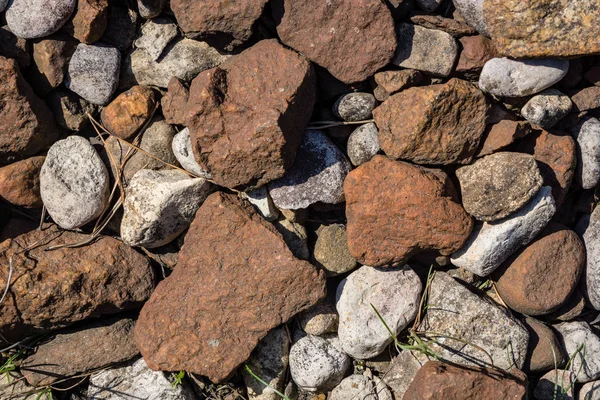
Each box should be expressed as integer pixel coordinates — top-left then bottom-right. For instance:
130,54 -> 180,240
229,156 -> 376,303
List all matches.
0,225 -> 155,342
409,13 -> 477,37
542,289 -> 586,322
373,69 -> 423,102
476,120 -> 531,157
63,0 -> 109,44
523,317 -> 566,373
101,86 -> 156,140
0,156 -> 45,208
456,35 -> 497,73
161,77 -> 189,125
344,155 -> 473,267
403,361 -> 527,400
273,0 -> 397,84
134,192 -> 326,383
31,34 -> 77,95
373,78 -> 488,165
570,86 -> 600,112
493,223 -> 585,316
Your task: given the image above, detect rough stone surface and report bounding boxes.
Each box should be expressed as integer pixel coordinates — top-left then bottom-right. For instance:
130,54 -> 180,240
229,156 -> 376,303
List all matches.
571,117 -> 600,190
456,35 -> 497,74
0,225 -> 155,342
523,318 -> 567,373
373,69 -> 422,102
555,322 -> 600,383
46,89 -> 96,131
522,89 -> 573,129
298,299 -> 338,336
580,381 -> 600,400
313,224 -> 357,276
31,34 -> 77,94
101,85 -> 156,140
581,206 -> 600,310
0,156 -> 45,208
333,93 -> 376,122
374,78 -> 487,165
409,13 -> 477,37
347,122 -> 380,166
171,128 -> 211,178
134,192 -> 326,383
383,351 -> 426,400
329,373 -> 392,400
137,0 -> 166,19
452,0 -> 488,35
477,120 -> 531,157
6,0 -> 76,39
0,372 -> 51,399
64,0 -> 109,44
534,369 -> 575,400
273,0 -> 396,84
571,87 -> 600,112
134,17 -> 178,61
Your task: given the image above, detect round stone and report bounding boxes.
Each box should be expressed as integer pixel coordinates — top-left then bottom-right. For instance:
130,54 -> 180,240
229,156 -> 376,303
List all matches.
313,224 -> 357,276
6,0 -> 76,39
347,122 -> 380,166
521,89 -> 572,129
333,92 -> 377,122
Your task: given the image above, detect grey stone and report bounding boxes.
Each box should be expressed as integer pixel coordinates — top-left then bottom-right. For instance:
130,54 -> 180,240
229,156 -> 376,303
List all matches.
571,117 -> 600,190
347,122 -> 380,166
134,18 -> 178,61
46,90 -> 96,131
580,206 -> 600,310
383,351 -> 426,400
479,58 -> 569,97
0,372 -> 51,399
336,265 -> 422,359
534,369 -> 575,400
66,43 -> 121,105
171,128 -> 211,179
452,0 -> 488,36
272,217 -> 310,260
419,272 -> 530,370
137,0 -> 167,19
241,187 -> 279,222
298,299 -> 339,336
40,135 -> 109,230
416,0 -> 442,12
329,373 -> 393,400
451,186 -> 556,276
333,93 -> 377,122
580,381 -> 600,400
0,0 -> 8,11
393,23 -> 459,77
555,322 -> 600,383
121,169 -> 213,248
269,130 -> 351,210
522,89 -> 573,129
456,152 -> 543,221
313,224 -> 357,276
5,0 -> 75,39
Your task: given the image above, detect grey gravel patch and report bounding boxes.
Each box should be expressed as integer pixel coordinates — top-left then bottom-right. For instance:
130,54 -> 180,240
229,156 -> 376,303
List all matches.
6,0 -> 76,39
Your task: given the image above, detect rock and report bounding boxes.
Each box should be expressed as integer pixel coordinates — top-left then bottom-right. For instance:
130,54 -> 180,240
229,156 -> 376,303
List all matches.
451,186 -> 556,276
404,361 -> 528,400
336,265 -> 421,359
452,0 -> 488,35
383,351 -> 427,399
272,217 -> 310,260
0,372 -> 51,399
241,187 -> 279,222
101,85 -> 156,140
329,373 -> 392,400
581,206 -> 600,310
137,0 -> 166,19
345,155 -> 473,267
522,89 -> 573,129
273,0 -> 396,84
484,0 -> 600,58
419,272 -> 530,370
134,17 -> 178,61
571,117 -> 600,190
171,128 -> 211,178
63,0 -> 109,44
298,299 -> 339,336
313,224 -> 357,276
373,69 -> 422,102
6,0 -> 76,39
374,78 -> 487,165
134,192 -> 326,382
534,369 -> 575,400
40,136 -> 109,229
409,13 -> 477,37
555,322 -> 600,383
479,58 -> 569,97
456,35 -> 497,74
347,123 -> 380,166
0,56 -> 58,164
87,357 -> 197,400
289,335 -> 351,392
333,93 -> 376,122
580,381 -> 600,400
101,4 -> 139,52
0,225 -> 155,342
523,318 -> 567,373
21,317 -> 138,387
476,120 -> 531,157
268,130 -> 351,209
46,89 -> 96,131
0,27 -> 31,68
66,43 -> 121,105
31,34 -> 77,94
542,289 -> 587,323
456,152 -> 543,221
571,86 -> 600,112
0,156 -> 45,208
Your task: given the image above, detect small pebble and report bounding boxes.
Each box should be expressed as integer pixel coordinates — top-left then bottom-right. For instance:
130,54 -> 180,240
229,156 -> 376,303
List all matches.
346,122 -> 380,166
6,0 -> 76,39
313,224 -> 357,276
570,117 -> 600,190
298,299 -> 339,336
333,92 -> 376,122
241,187 -> 279,222
522,89 -> 573,128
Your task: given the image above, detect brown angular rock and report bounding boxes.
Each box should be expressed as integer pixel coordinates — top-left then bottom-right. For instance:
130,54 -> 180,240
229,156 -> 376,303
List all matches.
0,156 -> 45,208
523,317 -> 566,373
0,56 -> 59,164
0,225 -> 155,342
456,35 -> 497,74
272,0 -> 397,84
484,0 -> 600,58
64,0 -> 109,44
134,192 -> 326,383
409,13 -> 477,37
344,155 -> 473,267
571,86 -> 600,112
373,78 -> 488,165
31,34 -> 77,94
493,223 -> 585,316
476,120 -> 531,157
373,69 -> 423,102
101,86 -> 156,140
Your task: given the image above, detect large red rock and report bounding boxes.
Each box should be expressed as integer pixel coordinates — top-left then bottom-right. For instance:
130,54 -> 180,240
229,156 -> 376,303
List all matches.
272,0 -> 397,84
135,192 -> 326,383
0,156 -> 45,208
345,155 -> 473,267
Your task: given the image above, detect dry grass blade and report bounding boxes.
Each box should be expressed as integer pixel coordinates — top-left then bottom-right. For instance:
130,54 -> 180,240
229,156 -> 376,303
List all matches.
307,119 -> 374,129
0,256 -> 14,306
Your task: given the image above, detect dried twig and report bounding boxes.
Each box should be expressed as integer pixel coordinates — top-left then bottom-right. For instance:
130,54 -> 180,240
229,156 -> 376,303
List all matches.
307,119 -> 374,130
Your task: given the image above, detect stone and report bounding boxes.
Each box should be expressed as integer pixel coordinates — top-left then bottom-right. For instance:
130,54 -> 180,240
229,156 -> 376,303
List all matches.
542,289 -> 587,323
409,13 -> 477,37
241,187 -> 279,222
121,169 -> 213,248
419,272 -> 530,370
571,87 -> 600,112
0,27 -> 31,68
523,318 -> 567,373
383,351 -> 426,400
21,317 -> 138,387
134,17 -> 178,61
347,123 -> 380,166
581,206 -> 600,310
534,369 -> 575,399
479,58 -> 569,98
571,117 -> 600,190
476,120 -> 531,157
101,85 -> 156,140
415,0 -> 441,11
451,186 -> 556,276
46,90 -> 96,131
268,130 -> 350,209
273,0 -> 396,84
522,89 -> 573,129
289,335 -> 351,392
393,23 -> 458,77
456,152 -> 543,221
456,35 -> 496,74
298,299 -> 339,336
0,56 -> 58,164
586,65 -> 600,87
0,372 -> 51,399
0,225 -> 155,342
313,224 -> 357,276
171,128 -> 211,178
272,218 -> 310,260
580,381 -> 600,400
373,69 -> 422,102
333,93 -> 376,122
63,0 -> 109,44
6,0 -> 76,39
66,43 -> 121,105
452,0 -> 488,35
484,0 -> 600,58
336,265 -> 421,359
329,373 -> 392,400
0,156 -> 45,208
555,322 -> 600,383
493,223 -> 585,316
345,156 -> 473,267
101,4 -> 139,52
31,34 -> 77,94
374,78 -> 487,165
134,192 -> 326,383
137,0 -> 166,19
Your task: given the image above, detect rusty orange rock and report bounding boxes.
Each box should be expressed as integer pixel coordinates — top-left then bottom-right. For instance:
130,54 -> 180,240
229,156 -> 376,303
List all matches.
101,85 -> 156,140
0,156 -> 45,208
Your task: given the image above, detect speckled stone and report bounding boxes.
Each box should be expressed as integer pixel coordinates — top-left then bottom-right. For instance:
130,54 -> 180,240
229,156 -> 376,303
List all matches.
346,123 -> 380,166
522,89 -> 572,129
6,0 -> 76,39
452,0 -> 488,35
333,92 -> 376,122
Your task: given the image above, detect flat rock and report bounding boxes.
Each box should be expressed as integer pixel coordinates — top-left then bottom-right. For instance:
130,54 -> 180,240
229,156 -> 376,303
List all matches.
6,0 -> 76,39
171,128 -> 211,178
333,93 -> 376,122
329,373 -> 392,400
555,322 -> 600,383
0,156 -> 45,208
456,35 -> 497,74
347,122 -> 380,166
570,117 -> 600,190
134,192 -> 326,382
134,17 -> 178,61
409,13 -> 477,36
345,155 -> 473,267
137,0 -> 166,19
522,89 -> 572,129
63,0 -> 109,44
523,318 -> 566,373
571,86 -> 600,112
581,206 -> 600,310
374,78 -> 487,165
373,69 -> 422,102
101,85 -> 156,140
452,0 -> 488,35
313,224 -> 357,276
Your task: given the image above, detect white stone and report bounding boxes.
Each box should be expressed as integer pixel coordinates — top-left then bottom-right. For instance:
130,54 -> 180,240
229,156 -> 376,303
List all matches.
555,322 -> 600,383
579,381 -> 600,400
135,17 -> 178,61
522,89 -> 572,129
580,206 -> 600,310
171,128 -> 211,179
241,187 -> 279,222
383,351 -> 426,400
571,117 -> 600,190
329,373 -> 393,400
347,122 -> 380,166
6,0 -> 75,39
452,0 -> 488,35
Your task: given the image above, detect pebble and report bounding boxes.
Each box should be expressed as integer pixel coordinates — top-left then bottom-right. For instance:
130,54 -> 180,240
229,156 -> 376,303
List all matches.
134,17 -> 179,61
241,187 -> 279,222
570,117 -> 600,190
581,206 -> 600,310
522,89 -> 573,129
5,0 -> 76,39
555,321 -> 600,383
298,299 -> 339,336
171,128 -> 211,179
137,0 -> 167,19
452,0 -> 489,35
313,224 -> 357,276
336,265 -> 422,359
333,92 -> 377,122
534,369 -> 575,400
40,136 -> 109,229
66,43 -> 121,105
451,186 -> 556,276
346,122 -> 380,166
479,58 -> 569,97
329,373 -> 393,400
580,381 -> 600,400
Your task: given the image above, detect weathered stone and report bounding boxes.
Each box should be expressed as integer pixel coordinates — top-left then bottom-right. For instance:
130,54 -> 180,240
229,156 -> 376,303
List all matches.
580,381 -> 600,400
31,34 -> 77,94
456,35 -> 497,74
452,0 -> 488,35
571,86 -> 600,112
171,128 -> 211,178
6,0 -> 76,39
555,322 -> 600,383
476,120 -> 531,157
137,0 -> 166,19
522,89 -> 573,129
0,156 -> 45,208
333,93 -> 376,122
329,373 -> 392,400
298,299 -> 338,336
134,192 -> 326,382
63,0 -> 109,44
409,13 -> 477,36
542,289 -> 586,323
347,123 -> 380,166
46,90 -> 96,131
581,206 -> 600,310
373,69 -> 422,102
313,224 -> 357,276
383,351 -> 426,400
0,372 -> 50,400
101,86 -> 156,140
134,17 -> 178,61
345,155 -> 473,267
523,318 -> 567,373
571,117 -> 600,190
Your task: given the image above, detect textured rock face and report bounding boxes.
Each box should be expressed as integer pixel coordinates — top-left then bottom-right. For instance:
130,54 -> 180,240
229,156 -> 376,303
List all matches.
135,192 -> 326,383
298,299 -> 338,336
484,0 -> 600,58
345,155 -> 473,267
65,0 -> 109,44
47,89 -> 96,131
101,85 -> 156,140
523,318 -> 566,373
0,225 -> 155,342
347,123 -> 380,166
456,35 -> 497,74
534,369 -> 575,400
477,120 -> 531,157
0,156 -> 45,208
5,0 -> 76,39
373,69 -> 422,101
572,86 -> 600,112
374,79 -> 488,165
134,18 -> 178,62
171,128 -> 211,178
555,322 -> 600,383
452,0 -> 488,35
581,206 -> 600,310
383,351 -> 426,399
272,0 -> 397,84
333,93 -> 376,122
31,35 -> 77,94
313,224 -> 357,276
